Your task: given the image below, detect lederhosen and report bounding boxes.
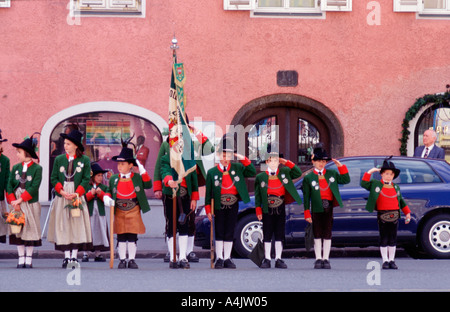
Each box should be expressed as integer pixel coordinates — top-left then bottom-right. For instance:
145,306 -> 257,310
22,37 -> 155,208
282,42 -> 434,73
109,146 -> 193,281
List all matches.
164,182 -> 191,238
263,173 -> 286,243
376,185 -> 400,247
311,172 -> 334,240
215,171 -> 239,242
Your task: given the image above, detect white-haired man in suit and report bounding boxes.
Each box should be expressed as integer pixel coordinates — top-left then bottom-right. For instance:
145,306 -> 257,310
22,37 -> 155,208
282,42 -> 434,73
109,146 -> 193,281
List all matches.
414,129 -> 445,159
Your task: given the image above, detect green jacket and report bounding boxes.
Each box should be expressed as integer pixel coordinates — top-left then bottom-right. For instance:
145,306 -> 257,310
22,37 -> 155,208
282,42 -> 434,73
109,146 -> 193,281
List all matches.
205,159 -> 256,212
51,154 -> 91,197
160,153 -> 199,199
360,175 -> 408,213
6,162 -> 42,204
302,166 -> 350,213
85,183 -> 108,216
107,172 -> 152,213
255,164 -> 303,214
0,154 -> 10,200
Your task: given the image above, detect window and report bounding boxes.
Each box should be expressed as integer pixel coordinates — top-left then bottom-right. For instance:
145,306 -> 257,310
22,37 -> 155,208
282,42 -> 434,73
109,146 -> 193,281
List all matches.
298,118 -> 320,166
70,0 -> 145,17
374,159 -> 443,184
247,116 -> 278,165
0,0 -> 10,8
224,0 -> 352,17
326,159 -> 375,188
394,0 -> 450,17
49,111 -> 162,198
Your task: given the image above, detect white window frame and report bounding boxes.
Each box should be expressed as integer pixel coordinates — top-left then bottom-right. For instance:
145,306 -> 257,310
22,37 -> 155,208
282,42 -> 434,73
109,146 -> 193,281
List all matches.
320,0 -> 352,11
70,0 -> 145,17
0,0 -> 11,8
394,0 -> 450,18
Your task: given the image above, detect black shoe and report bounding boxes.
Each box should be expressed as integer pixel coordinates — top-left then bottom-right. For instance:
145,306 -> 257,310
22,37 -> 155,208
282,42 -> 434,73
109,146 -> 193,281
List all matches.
179,259 -> 190,269
322,259 -> 331,269
71,258 -> 78,264
24,256 -> 33,269
169,261 -> 179,269
94,255 -> 106,262
128,259 -> 139,269
187,252 -> 199,263
214,259 -> 224,269
224,258 -> 236,269
389,261 -> 398,270
62,258 -> 70,269
82,254 -> 89,262
17,256 -> 25,269
259,259 -> 271,269
382,261 -> 390,269
164,252 -> 170,263
275,259 -> 287,269
118,259 -> 127,269
314,259 -> 323,269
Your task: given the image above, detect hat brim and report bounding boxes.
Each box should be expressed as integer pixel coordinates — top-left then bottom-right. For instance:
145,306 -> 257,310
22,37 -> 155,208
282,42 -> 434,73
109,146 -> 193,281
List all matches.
112,156 -> 137,166
60,133 -> 84,152
12,143 -> 39,159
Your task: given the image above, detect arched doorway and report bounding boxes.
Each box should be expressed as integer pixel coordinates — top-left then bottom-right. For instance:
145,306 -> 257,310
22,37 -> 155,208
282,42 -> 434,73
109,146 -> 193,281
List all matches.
231,94 -> 344,191
39,102 -> 167,201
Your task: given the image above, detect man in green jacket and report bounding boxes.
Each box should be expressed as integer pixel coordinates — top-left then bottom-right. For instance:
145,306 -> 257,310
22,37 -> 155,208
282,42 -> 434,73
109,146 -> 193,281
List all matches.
302,146 -> 350,269
205,137 -> 256,269
254,147 -> 302,269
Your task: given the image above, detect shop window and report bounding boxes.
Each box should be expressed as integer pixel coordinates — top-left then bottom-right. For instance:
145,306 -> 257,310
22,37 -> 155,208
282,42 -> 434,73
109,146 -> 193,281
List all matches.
49,111 -> 162,198
70,0 -> 145,17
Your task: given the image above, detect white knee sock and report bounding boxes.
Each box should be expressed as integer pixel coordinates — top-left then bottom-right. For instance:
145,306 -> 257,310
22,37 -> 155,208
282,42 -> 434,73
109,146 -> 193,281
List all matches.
264,242 -> 272,260
323,239 -> 331,260
71,249 -> 78,259
187,236 -> 194,256
388,246 -> 396,262
118,242 -> 127,260
25,246 -> 34,264
224,241 -> 233,260
64,250 -> 71,259
215,240 -> 224,260
127,242 -> 137,260
17,245 -> 25,264
275,241 -> 283,260
380,246 -> 388,262
179,235 -> 188,261
314,239 -> 322,260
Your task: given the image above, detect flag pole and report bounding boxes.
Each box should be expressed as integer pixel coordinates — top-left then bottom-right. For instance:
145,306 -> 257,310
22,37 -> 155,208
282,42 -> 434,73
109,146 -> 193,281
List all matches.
170,36 -> 179,265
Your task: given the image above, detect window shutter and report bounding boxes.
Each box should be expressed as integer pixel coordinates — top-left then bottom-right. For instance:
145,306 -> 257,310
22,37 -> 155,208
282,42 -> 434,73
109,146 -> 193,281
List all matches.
320,0 -> 352,11
224,0 -> 253,10
393,0 -> 421,12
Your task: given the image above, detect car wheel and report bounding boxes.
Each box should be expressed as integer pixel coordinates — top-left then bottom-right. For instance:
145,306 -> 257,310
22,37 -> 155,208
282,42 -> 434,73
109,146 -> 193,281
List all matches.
420,213 -> 450,259
233,214 -> 263,258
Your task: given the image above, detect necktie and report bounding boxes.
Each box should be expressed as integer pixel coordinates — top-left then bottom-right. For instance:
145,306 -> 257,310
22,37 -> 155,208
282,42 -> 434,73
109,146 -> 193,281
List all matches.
318,171 -> 323,176
424,147 -> 429,158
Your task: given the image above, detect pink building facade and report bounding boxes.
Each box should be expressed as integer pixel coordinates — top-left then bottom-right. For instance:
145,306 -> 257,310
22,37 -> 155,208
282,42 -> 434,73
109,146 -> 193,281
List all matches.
1,0 -> 449,201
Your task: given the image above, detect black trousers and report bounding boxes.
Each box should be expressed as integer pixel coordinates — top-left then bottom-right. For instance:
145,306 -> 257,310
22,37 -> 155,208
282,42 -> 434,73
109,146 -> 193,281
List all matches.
214,203 -> 239,242
377,212 -> 399,247
164,194 -> 191,238
262,204 -> 286,242
311,204 -> 334,240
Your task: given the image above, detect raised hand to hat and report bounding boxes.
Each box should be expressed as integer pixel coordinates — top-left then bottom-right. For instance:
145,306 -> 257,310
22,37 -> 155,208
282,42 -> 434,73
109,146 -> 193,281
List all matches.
367,167 -> 381,174
331,158 -> 343,167
234,153 -> 245,160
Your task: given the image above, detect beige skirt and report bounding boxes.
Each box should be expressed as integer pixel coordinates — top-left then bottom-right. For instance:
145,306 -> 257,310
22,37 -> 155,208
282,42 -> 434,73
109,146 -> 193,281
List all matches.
8,188 -> 42,246
47,181 -> 92,250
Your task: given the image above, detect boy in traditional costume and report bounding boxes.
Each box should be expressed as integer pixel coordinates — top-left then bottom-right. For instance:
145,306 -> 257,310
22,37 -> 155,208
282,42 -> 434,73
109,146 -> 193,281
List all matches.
103,138 -> 152,269
0,130 -> 10,244
6,134 -> 42,268
361,156 -> 411,269
82,163 -> 109,262
47,129 -> 93,268
302,146 -> 350,269
205,138 -> 256,269
254,146 -> 302,269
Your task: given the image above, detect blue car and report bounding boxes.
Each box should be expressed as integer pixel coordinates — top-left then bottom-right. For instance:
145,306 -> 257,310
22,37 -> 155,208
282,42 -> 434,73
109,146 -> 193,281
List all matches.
195,156 -> 450,259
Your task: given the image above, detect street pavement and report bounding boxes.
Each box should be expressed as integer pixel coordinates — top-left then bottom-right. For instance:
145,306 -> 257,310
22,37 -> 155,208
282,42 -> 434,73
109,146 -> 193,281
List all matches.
1,237 -> 449,293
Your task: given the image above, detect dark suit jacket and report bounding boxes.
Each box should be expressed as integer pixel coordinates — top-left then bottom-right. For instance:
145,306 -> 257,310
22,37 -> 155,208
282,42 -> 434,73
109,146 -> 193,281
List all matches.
413,145 -> 445,159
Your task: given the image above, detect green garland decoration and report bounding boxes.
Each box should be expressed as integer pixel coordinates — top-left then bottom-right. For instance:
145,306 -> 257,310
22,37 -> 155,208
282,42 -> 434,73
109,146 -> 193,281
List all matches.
399,90 -> 450,155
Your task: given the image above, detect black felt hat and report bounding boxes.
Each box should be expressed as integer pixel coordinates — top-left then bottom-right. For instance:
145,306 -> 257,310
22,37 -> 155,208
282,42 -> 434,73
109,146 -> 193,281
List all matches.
60,129 -> 84,152
217,136 -> 235,153
380,156 -> 400,180
311,146 -> 331,161
112,135 -> 137,166
91,163 -> 108,176
12,133 -> 40,160
262,142 -> 283,161
0,129 -> 7,143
